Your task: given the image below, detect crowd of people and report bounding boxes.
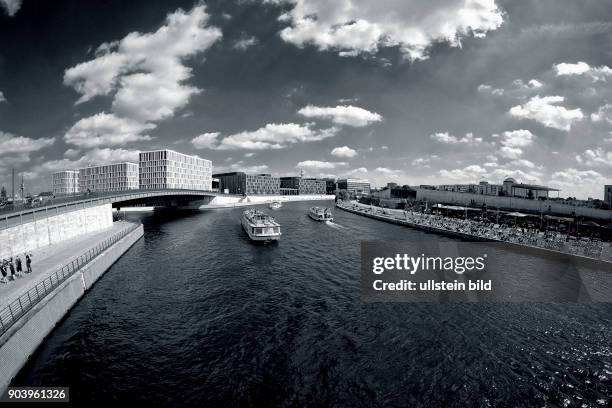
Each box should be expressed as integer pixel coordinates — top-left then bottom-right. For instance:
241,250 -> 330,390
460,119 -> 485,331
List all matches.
342,202 -> 609,260
0,254 -> 33,284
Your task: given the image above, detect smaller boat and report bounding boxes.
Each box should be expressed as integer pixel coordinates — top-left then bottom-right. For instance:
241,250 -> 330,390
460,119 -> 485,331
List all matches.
269,201 -> 282,210
309,206 -> 333,222
241,209 -> 281,242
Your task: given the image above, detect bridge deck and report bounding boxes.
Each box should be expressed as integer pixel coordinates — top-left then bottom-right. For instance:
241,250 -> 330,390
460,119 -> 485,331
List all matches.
0,190 -> 238,229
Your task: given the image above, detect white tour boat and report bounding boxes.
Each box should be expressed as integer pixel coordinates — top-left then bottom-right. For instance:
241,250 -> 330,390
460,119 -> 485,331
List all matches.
241,209 -> 282,242
269,201 -> 282,210
309,206 -> 333,222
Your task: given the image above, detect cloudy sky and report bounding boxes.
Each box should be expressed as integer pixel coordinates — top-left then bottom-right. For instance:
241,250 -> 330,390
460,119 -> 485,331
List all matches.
1,0 -> 611,199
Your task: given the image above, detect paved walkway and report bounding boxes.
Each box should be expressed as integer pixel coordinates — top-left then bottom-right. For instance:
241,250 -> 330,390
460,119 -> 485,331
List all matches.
0,221 -> 132,310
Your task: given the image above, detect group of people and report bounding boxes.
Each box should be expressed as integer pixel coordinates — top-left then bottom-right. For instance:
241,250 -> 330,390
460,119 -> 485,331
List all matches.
344,202 -> 608,260
0,254 -> 33,283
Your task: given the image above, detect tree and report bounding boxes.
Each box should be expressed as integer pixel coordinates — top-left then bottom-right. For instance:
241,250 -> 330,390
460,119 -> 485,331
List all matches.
0,186 -> 6,201
337,189 -> 350,201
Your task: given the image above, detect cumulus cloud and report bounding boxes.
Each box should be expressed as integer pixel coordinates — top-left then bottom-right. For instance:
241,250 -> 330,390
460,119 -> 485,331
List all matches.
65,113 -> 154,148
477,84 -> 504,96
26,148 -> 141,180
0,131 -> 55,155
272,0 -> 504,60
554,61 -> 612,82
430,132 -> 482,144
575,148 -> 612,168
63,6 -> 221,147
192,132 -> 221,149
0,0 -> 21,16
509,96 -> 584,131
201,123 -> 339,150
549,168 -> 608,198
233,35 -> 258,50
297,160 -> 347,169
0,91 -> 6,103
331,146 -> 357,158
591,104 -> 612,124
439,165 -> 487,180
297,105 -> 382,127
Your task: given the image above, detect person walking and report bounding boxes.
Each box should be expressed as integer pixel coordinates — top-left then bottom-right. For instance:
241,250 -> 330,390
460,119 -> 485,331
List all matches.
16,256 -> 23,276
26,254 -> 32,273
0,261 -> 7,283
9,258 -> 16,280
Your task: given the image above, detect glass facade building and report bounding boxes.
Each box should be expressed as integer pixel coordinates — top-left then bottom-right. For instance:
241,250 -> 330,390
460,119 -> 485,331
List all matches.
337,178 -> 371,196
280,177 -> 326,195
214,172 -> 280,195
79,163 -> 139,192
52,170 -> 79,195
139,149 -> 212,191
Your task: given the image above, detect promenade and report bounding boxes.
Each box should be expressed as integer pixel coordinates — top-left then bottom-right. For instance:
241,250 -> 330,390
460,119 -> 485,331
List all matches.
337,201 -> 612,265
0,221 -> 132,310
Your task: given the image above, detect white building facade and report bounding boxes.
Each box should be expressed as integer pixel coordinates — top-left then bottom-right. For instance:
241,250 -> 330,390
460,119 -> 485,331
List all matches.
139,149 -> 212,191
79,162 -> 139,192
52,170 -> 79,195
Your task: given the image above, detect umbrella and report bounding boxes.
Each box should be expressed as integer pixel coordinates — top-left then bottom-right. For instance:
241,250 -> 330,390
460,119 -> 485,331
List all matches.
578,220 -> 600,227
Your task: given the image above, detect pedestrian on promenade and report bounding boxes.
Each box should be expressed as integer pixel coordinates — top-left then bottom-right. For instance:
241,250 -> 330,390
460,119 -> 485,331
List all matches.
9,258 -> 16,280
26,254 -> 32,273
0,261 -> 7,283
16,256 -> 23,276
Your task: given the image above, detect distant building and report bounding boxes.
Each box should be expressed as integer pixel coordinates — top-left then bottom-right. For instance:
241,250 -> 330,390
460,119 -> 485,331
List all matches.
280,177 -> 326,195
213,172 -> 280,195
139,149 -> 212,191
79,163 -> 139,193
605,185 -> 612,207
323,178 -> 337,195
52,170 -> 79,195
337,178 -> 370,196
502,177 -> 558,199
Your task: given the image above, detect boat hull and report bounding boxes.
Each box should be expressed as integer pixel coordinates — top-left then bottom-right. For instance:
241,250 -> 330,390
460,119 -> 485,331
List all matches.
308,212 -> 332,222
241,216 -> 281,242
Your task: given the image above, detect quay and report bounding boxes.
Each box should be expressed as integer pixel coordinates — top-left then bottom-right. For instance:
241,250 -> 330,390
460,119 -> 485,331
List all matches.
0,200 -> 144,393
336,201 -> 612,269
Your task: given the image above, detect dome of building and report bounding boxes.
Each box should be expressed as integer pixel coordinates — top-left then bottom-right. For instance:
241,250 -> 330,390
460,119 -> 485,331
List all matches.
504,177 -> 517,184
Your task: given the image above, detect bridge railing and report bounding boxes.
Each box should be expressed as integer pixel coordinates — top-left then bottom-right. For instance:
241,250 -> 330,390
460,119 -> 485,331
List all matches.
0,222 -> 140,338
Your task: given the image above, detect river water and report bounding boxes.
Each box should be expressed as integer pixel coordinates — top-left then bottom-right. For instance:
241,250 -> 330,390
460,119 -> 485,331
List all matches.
12,201 -> 612,407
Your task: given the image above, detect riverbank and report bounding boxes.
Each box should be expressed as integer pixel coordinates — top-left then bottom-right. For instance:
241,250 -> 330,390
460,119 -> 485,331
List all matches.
336,201 -> 612,269
0,221 -> 144,393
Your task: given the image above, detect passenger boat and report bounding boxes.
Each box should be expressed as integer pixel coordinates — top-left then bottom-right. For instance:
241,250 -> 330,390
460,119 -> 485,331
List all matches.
241,209 -> 281,242
269,201 -> 282,210
309,206 -> 333,222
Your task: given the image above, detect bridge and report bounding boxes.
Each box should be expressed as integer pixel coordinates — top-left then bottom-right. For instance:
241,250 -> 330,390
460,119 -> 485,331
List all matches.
0,189 -> 239,230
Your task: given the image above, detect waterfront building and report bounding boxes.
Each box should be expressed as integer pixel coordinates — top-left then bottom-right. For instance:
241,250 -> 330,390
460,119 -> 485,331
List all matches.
606,185 -> 612,207
337,178 -> 371,196
280,177 -> 326,195
52,170 -> 79,195
139,149 -> 212,191
501,177 -> 558,199
213,172 -> 280,195
79,163 -> 139,193
324,178 -> 337,195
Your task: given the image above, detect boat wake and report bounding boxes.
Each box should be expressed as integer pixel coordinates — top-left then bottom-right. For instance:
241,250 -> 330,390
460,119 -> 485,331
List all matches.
326,221 -> 348,230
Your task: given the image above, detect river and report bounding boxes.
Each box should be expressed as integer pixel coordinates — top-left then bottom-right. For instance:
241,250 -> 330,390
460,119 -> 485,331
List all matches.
12,201 -> 612,407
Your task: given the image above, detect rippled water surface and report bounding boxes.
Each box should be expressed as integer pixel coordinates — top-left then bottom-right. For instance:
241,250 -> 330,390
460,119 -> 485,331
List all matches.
13,201 -> 612,407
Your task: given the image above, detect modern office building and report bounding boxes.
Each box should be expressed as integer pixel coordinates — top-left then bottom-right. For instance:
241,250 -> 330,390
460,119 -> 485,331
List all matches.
337,178 -> 371,196
52,170 -> 79,195
605,185 -> 612,207
213,172 -> 280,195
79,163 -> 139,192
280,177 -> 326,195
139,149 -> 212,191
323,178 -> 337,195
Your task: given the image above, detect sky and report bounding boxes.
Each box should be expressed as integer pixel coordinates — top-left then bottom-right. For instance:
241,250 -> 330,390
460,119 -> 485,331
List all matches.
0,0 -> 611,199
